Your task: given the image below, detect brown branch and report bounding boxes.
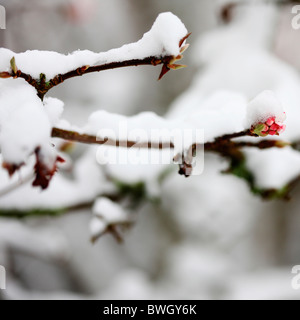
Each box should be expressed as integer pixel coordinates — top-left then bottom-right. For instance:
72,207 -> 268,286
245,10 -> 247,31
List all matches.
215,129 -> 254,141
52,127 -> 290,152
12,70 -> 38,89
3,32 -> 191,100
51,127 -> 255,150
51,126 -> 299,201
7,56 -> 173,100
48,56 -> 170,89
233,140 -> 291,150
51,127 -> 175,149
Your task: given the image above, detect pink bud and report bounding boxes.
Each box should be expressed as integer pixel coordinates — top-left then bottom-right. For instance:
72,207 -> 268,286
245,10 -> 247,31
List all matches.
251,114 -> 286,137
277,124 -> 286,134
266,117 -> 275,126
270,123 -> 280,131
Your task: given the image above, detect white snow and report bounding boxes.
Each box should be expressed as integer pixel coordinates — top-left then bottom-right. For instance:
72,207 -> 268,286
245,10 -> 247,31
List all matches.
0,79 -> 51,164
245,90 -> 286,127
53,89 -> 288,157
166,3 -> 300,190
2,1 -> 300,301
0,12 -> 187,80
63,91 -> 247,155
90,217 -> 107,240
0,149 -> 105,210
93,12 -> 187,64
182,91 -> 247,141
0,79 -> 65,170
83,110 -> 200,156
85,110 -> 184,143
90,197 -> 129,241
245,147 -> 300,189
0,48 -> 100,80
43,97 -> 65,126
93,197 -> 128,223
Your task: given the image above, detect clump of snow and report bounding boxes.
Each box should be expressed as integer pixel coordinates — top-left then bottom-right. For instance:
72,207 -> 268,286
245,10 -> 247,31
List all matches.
164,2 -> 300,191
85,110 -> 181,142
245,147 -> 300,189
245,90 -> 286,128
0,149 -> 105,210
43,97 -> 64,126
0,79 -> 51,164
90,218 -> 107,240
79,91 -> 247,151
90,197 -> 129,241
0,12 -> 187,80
83,110 -> 198,156
94,12 -> 187,65
93,197 -> 128,223
0,48 -> 100,80
182,91 -> 247,141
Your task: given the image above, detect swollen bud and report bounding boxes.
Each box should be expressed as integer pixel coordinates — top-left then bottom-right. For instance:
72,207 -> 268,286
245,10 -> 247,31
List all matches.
168,64 -> 187,70
10,57 -> 17,74
0,72 -> 11,79
251,116 -> 286,137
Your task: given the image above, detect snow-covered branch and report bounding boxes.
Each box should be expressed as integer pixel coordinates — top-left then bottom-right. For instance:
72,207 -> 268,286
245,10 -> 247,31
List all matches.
0,8 -> 297,205
51,126 -> 289,152
0,12 -> 190,99
0,12 -> 191,189
51,127 -> 174,149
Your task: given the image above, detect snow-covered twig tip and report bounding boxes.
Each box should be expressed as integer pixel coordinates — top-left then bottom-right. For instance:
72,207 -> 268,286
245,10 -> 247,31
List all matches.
158,32 -> 191,80
246,91 -> 286,137
0,12 -> 190,95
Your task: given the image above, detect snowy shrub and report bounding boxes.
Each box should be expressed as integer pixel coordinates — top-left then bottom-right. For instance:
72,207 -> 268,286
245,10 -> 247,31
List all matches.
0,9 -> 298,244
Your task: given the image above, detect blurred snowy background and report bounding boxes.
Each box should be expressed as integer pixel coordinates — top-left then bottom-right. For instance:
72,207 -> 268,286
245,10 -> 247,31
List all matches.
1,0 -> 300,300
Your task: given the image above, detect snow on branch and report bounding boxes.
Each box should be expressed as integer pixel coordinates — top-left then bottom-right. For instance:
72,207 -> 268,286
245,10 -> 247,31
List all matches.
50,91 -> 289,179
0,12 -> 191,189
246,91 -> 286,137
0,12 -> 190,99
90,198 -> 131,243
0,7 -> 293,195
53,90 -> 287,145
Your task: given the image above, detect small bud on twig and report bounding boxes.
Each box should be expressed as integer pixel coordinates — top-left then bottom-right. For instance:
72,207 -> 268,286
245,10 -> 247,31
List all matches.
10,57 -> 17,75
0,72 -> 11,79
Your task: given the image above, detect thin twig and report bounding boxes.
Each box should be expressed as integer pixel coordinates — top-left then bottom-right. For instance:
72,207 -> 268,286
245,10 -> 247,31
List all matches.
233,140 -> 291,150
51,127 -> 252,150
49,56 -> 169,88
8,56 -> 172,100
52,127 -> 290,152
51,127 -> 174,149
